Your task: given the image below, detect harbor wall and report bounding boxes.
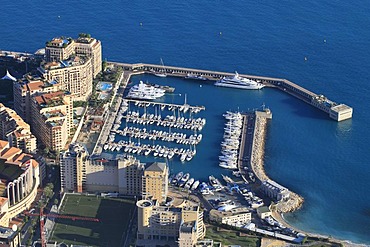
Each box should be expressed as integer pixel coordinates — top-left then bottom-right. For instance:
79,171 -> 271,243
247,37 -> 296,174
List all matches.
107,61 -> 352,122
244,110 -> 304,213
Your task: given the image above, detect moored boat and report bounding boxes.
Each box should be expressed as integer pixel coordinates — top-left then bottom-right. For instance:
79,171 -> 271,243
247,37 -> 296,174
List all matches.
184,178 -> 195,189
215,72 -> 265,90
190,180 -> 200,190
178,173 -> 190,187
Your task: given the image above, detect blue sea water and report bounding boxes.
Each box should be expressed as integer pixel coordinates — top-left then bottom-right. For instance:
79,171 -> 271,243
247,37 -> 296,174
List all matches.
1,0 -> 370,244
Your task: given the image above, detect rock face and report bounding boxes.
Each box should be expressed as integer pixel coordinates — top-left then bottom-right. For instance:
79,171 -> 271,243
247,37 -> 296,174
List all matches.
248,111 -> 304,214
275,193 -> 304,213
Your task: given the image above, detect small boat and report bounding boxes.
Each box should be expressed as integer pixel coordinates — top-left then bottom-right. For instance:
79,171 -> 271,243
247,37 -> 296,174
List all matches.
180,153 -> 187,162
221,174 -> 234,184
184,178 -> 194,189
190,180 -> 200,190
209,175 -> 223,191
232,170 -> 241,177
172,172 -> 183,184
185,73 -> 208,81
178,173 -> 190,187
154,58 -> 167,77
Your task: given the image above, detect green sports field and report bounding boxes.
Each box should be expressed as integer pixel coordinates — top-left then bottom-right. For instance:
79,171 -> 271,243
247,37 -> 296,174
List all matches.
51,194 -> 136,247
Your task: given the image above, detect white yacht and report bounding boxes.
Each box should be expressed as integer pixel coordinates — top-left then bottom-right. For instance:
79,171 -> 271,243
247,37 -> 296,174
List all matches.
127,81 -> 166,100
215,71 -> 265,90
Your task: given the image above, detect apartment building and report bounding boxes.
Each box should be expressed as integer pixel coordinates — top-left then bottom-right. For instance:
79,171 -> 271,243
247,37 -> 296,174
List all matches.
60,148 -> 168,203
13,76 -> 62,123
75,35 -> 102,78
45,34 -> 102,78
0,140 -> 40,227
31,91 -> 72,152
141,162 -> 168,204
60,143 -> 88,193
86,157 -> 168,201
0,103 -> 37,153
38,56 -> 93,101
45,37 -> 75,62
209,207 -> 251,226
136,200 -> 206,247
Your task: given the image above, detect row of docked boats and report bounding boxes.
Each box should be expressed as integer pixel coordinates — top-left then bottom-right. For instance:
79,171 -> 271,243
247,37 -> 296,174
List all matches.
125,111 -> 206,131
219,111 -> 244,170
104,141 -> 197,162
171,172 -> 224,194
114,126 -> 202,145
198,175 -> 224,195
171,172 -> 200,190
131,100 -> 203,114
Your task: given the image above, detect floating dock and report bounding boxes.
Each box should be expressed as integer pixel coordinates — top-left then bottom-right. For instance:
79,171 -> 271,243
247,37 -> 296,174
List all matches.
108,61 -> 353,122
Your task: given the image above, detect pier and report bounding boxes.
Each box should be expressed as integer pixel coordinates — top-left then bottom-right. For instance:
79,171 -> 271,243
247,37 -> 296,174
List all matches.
238,109 -> 304,213
108,61 -> 353,122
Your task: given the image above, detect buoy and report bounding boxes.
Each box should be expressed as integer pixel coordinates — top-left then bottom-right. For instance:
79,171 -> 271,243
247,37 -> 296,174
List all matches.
58,15 -> 61,19
200,85 -> 202,88
140,22 -> 143,26
323,39 -> 326,43
219,32 -> 222,35
304,57 -> 308,61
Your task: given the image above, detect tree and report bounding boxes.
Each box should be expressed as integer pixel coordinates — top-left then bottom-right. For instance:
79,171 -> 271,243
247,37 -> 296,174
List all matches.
44,187 -> 53,199
54,199 -> 59,205
47,182 -> 54,190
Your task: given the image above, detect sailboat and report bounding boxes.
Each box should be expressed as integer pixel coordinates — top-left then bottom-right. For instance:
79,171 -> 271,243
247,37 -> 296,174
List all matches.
155,58 -> 167,77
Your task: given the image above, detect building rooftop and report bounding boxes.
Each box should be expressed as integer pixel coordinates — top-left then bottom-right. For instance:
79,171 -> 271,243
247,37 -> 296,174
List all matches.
34,91 -> 66,108
0,103 -> 31,130
145,162 -> 166,172
18,78 -> 60,92
0,141 -> 8,150
41,55 -> 88,71
331,104 -> 353,113
0,225 -> 18,240
180,221 -> 196,233
257,206 -> 270,214
46,37 -> 73,48
210,207 -> 250,218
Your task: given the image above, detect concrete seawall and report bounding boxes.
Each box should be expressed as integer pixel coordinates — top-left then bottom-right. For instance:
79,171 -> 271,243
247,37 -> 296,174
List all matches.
242,110 -> 304,213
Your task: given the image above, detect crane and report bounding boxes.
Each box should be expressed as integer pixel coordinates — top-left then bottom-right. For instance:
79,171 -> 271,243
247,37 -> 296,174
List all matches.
24,207 -> 99,247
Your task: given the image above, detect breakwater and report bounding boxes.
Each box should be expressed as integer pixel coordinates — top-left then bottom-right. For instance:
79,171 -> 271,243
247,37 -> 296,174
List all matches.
108,61 -> 353,122
240,109 -> 304,213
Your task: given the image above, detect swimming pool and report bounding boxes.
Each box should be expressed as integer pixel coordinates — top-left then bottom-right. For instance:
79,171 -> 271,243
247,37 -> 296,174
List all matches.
97,82 -> 113,91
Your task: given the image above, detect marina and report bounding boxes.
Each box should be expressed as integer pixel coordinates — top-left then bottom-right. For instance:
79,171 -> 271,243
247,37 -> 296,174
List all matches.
2,0 -> 368,243
93,75 -> 206,163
